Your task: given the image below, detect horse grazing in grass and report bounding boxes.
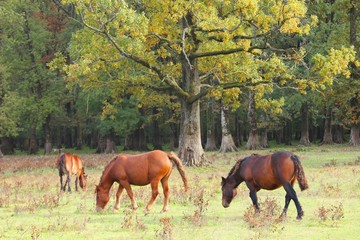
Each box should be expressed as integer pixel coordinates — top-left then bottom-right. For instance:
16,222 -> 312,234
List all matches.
221,151 -> 308,220
56,152 -> 87,192
95,150 -> 188,213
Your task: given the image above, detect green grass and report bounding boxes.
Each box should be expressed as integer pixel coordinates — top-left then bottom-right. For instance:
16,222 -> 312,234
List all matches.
1,145 -> 360,239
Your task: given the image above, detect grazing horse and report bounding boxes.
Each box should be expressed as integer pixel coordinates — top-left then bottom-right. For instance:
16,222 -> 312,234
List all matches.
56,152 -> 87,192
95,150 -> 188,213
221,151 -> 308,220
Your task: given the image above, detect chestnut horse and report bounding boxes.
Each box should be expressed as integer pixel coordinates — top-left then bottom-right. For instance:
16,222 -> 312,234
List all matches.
221,151 -> 308,219
56,152 -> 87,192
95,150 -> 188,213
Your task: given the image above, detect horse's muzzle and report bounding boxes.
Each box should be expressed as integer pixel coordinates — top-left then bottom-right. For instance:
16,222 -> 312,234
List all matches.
222,200 -> 230,208
96,206 -> 104,212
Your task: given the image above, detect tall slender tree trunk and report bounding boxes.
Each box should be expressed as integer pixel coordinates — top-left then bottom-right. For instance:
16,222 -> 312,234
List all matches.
152,108 -> 162,150
44,117 -> 52,154
76,122 -> 83,150
246,90 -> 261,150
322,107 -> 334,144
219,106 -> 237,153
284,119 -> 292,145
234,112 -> 243,146
333,124 -> 344,143
205,98 -> 217,151
299,102 -> 311,145
178,57 -> 206,166
260,113 -> 269,148
28,127 -> 38,154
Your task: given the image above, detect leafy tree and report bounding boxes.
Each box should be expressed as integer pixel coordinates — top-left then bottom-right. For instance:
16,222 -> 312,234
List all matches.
52,0 -> 322,165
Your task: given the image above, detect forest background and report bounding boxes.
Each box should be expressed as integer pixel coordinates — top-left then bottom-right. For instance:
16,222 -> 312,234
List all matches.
0,0 -> 359,165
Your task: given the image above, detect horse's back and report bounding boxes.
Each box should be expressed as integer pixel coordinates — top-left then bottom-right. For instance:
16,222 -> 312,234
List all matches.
113,150 -> 172,185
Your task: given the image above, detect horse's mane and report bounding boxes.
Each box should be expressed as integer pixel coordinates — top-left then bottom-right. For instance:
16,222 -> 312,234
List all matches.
98,156 -> 118,184
227,156 -> 252,178
227,159 -> 242,178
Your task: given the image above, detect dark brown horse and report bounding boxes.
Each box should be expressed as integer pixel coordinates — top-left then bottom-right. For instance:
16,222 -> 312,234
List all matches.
221,151 -> 308,219
95,150 -> 188,213
56,152 -> 87,192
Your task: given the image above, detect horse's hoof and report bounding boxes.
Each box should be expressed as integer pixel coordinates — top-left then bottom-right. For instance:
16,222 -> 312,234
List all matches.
296,211 -> 304,220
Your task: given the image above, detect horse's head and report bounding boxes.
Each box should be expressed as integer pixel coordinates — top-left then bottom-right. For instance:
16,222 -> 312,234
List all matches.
95,185 -> 110,212
79,168 -> 87,191
221,176 -> 238,208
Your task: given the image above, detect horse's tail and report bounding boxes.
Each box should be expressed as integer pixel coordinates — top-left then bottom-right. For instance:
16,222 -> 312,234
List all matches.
291,154 -> 309,191
168,152 -> 188,192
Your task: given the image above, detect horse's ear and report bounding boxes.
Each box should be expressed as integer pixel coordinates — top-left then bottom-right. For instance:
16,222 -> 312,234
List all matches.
221,177 -> 226,184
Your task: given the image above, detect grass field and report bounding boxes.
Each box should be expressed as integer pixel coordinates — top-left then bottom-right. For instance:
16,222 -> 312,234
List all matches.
0,145 -> 359,240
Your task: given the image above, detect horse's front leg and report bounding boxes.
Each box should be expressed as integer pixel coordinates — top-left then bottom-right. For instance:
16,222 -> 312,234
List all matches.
246,182 -> 260,212
75,176 -> 79,191
120,180 -> 138,210
114,185 -> 124,210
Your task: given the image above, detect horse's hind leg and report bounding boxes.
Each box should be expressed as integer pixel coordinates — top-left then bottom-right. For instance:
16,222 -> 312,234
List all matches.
280,193 -> 291,218
114,185 -> 124,210
59,174 -> 64,192
66,175 -> 72,193
146,180 -> 160,213
283,182 -> 303,219
160,178 -> 170,213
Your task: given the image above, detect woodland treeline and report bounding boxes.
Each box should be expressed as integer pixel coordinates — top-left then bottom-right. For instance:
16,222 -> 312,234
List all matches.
0,1 -> 359,163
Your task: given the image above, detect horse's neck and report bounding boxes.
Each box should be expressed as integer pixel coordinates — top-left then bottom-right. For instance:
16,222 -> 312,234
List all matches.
230,172 -> 243,187
99,174 -> 115,191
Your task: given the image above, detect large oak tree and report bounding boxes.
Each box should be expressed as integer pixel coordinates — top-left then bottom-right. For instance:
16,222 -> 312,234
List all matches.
53,0 -> 334,165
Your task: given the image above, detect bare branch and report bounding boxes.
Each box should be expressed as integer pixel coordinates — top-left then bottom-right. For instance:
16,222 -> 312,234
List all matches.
182,28 -> 193,69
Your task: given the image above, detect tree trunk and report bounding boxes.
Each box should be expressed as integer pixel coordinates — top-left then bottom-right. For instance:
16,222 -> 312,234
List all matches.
76,122 -> 83,150
349,124 -> 360,146
299,102 -> 311,145
105,136 -> 117,154
95,135 -> 106,153
283,119 -> 292,145
0,138 -> 14,155
246,90 -> 261,150
152,108 -> 162,150
234,112 -> 243,146
333,124 -> 344,144
205,98 -> 217,151
28,127 -> 38,154
177,55 -> 206,166
260,128 -> 269,148
322,107 -> 334,144
219,106 -> 237,153
260,113 -> 269,148
43,117 -> 52,155
169,123 -> 178,151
